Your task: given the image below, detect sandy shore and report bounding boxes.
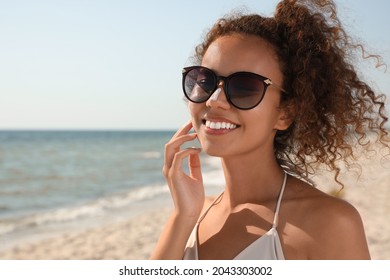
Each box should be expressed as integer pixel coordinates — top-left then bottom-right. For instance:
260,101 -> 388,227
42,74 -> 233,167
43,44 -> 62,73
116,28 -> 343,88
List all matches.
1,151 -> 389,260
0,206 -> 172,260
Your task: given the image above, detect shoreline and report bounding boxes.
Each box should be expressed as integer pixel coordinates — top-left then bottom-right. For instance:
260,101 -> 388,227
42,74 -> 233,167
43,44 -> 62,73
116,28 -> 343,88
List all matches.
1,178 -> 389,260
0,155 -> 389,260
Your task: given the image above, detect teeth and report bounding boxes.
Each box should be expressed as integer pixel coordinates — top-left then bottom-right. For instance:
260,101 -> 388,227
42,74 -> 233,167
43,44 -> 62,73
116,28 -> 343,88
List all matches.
205,120 -> 237,130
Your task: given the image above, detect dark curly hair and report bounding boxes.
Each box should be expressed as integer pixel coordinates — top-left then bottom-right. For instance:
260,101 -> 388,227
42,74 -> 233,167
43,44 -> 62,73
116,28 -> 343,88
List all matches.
193,0 -> 389,187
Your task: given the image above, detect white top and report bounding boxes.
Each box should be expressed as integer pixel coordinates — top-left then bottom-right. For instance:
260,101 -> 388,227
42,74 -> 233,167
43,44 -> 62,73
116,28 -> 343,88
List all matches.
183,172 -> 287,260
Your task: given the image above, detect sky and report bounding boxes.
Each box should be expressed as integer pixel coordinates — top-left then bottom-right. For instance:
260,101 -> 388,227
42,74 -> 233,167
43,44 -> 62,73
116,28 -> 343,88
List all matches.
1,0 -> 389,130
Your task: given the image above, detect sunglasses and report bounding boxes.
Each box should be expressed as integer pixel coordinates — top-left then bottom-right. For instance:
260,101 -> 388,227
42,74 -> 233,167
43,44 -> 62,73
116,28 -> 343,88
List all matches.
182,66 -> 286,110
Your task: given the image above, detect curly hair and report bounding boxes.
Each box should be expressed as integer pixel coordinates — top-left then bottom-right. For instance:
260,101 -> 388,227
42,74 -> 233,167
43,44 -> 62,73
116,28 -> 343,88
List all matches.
193,0 -> 389,187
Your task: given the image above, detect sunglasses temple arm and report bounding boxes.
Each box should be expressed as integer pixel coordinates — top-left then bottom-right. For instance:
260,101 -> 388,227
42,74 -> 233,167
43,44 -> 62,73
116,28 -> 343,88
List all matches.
265,79 -> 288,94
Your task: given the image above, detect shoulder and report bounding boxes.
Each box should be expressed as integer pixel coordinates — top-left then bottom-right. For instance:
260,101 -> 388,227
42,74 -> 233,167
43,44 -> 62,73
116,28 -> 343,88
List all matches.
306,193 -> 370,259
281,176 -> 370,259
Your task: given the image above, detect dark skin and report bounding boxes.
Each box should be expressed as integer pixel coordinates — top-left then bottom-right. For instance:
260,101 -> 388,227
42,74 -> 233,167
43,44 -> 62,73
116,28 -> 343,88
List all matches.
151,34 -> 370,260
198,176 -> 369,260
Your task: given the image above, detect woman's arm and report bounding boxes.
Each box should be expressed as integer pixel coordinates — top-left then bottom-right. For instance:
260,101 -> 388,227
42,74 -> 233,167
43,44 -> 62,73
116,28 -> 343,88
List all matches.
150,121 -> 205,259
150,211 -> 198,259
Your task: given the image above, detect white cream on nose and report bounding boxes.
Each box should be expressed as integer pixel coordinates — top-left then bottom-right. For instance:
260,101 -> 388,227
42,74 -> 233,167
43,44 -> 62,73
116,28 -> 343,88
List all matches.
211,87 -> 222,101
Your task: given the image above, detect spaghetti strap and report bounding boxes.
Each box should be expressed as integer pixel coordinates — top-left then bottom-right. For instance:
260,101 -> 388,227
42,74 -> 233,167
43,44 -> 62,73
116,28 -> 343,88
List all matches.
198,173 -> 287,226
272,172 -> 288,229
197,192 -> 224,224
183,172 -> 288,260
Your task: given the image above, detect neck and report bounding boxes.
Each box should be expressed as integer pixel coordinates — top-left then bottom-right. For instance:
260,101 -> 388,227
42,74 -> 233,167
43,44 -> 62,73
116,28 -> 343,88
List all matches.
220,149 -> 285,209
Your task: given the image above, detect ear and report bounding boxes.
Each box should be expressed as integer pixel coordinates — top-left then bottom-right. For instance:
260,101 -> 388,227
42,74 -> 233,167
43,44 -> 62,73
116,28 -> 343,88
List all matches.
274,104 -> 295,131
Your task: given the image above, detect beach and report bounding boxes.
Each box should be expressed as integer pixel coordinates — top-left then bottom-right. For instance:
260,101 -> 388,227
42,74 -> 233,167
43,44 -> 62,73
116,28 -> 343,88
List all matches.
0,206 -> 172,260
0,150 -> 389,260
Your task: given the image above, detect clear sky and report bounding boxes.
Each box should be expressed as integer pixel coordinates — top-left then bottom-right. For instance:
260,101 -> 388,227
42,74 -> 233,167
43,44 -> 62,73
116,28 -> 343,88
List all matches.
1,0 -> 389,130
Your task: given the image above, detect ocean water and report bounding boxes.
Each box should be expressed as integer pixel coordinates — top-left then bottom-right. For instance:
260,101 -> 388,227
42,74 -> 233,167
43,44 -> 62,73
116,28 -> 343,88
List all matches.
0,130 -> 224,251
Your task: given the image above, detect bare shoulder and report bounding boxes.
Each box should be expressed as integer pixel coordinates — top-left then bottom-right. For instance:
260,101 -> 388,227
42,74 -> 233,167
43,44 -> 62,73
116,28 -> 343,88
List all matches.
281,176 -> 370,259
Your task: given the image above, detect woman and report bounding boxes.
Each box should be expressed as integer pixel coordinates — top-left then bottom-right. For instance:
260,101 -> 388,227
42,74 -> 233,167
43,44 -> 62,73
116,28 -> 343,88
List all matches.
151,0 -> 388,259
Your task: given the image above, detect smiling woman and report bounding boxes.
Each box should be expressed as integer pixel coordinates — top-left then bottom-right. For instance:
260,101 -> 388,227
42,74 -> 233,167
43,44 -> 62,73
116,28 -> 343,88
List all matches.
150,0 -> 389,260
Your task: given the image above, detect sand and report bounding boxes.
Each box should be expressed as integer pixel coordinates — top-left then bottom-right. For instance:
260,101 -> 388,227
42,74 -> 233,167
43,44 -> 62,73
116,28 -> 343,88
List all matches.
0,206 -> 172,260
0,150 -> 389,260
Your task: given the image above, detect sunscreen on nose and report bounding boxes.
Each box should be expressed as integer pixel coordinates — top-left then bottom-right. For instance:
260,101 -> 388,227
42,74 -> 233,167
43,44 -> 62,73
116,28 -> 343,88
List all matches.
211,87 -> 222,101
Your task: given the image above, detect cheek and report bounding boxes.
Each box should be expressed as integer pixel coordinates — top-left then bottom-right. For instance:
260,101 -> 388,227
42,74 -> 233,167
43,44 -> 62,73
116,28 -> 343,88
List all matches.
188,103 -> 203,129
247,101 -> 281,131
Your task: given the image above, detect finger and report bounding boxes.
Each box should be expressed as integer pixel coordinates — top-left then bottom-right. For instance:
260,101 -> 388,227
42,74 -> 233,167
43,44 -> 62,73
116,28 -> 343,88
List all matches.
171,120 -> 193,139
189,151 -> 202,181
164,133 -> 197,168
170,147 -> 202,176
168,133 -> 197,149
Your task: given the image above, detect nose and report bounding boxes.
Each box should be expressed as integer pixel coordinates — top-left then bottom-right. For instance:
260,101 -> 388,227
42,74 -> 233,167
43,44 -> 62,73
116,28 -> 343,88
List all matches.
206,82 -> 231,109
210,87 -> 222,101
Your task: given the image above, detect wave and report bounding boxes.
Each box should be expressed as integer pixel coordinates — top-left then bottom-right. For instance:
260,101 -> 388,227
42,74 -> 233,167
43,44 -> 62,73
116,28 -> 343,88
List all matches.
0,183 -> 169,236
0,160 -> 225,237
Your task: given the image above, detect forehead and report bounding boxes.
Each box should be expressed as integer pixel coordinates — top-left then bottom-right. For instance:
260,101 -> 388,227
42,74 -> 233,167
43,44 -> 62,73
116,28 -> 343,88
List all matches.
201,34 -> 281,79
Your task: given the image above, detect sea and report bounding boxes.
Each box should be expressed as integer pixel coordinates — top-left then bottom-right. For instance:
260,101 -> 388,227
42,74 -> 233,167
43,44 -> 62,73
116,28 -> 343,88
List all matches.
0,130 -> 224,251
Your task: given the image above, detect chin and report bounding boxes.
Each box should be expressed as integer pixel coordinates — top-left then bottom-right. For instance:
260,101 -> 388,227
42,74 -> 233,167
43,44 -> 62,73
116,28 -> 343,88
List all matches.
204,150 -> 222,157
199,142 -> 225,158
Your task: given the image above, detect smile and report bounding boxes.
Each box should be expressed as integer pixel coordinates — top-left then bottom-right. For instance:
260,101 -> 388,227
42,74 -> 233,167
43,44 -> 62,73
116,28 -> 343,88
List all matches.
205,120 -> 238,130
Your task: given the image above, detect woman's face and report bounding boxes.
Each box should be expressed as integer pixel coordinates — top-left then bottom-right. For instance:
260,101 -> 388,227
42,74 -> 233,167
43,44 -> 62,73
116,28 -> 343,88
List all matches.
189,34 -> 289,158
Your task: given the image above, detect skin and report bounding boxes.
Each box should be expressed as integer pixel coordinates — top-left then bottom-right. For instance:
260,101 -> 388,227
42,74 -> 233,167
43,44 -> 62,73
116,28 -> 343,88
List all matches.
150,34 -> 370,260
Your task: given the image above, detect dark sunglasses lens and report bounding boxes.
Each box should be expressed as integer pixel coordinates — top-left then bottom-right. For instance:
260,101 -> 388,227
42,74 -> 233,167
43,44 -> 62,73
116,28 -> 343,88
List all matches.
229,74 -> 265,109
184,68 -> 216,102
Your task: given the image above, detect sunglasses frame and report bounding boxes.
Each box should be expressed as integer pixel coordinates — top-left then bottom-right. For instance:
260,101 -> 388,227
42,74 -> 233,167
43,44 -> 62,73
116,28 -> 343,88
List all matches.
182,66 -> 286,110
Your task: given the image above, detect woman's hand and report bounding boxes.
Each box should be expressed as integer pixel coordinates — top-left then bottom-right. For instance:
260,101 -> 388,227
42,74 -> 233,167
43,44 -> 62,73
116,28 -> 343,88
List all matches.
163,120 -> 205,220
150,120 -> 205,259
